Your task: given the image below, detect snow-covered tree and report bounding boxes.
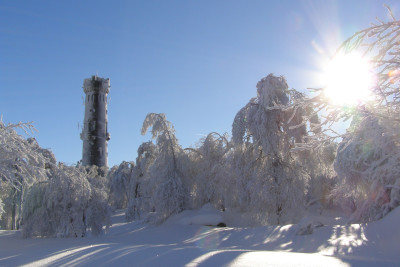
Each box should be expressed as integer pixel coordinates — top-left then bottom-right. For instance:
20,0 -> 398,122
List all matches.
22,164 -> 90,237
140,113 -> 185,223
108,161 -> 134,209
0,121 -> 45,186
126,142 -> 157,221
289,6 -> 400,222
20,181 -> 49,236
0,200 -> 4,221
231,74 -> 311,224
22,165 -> 111,238
84,166 -> 112,236
333,115 -> 400,222
0,119 -> 112,236
300,142 -> 336,211
331,8 -> 400,222
0,120 -> 54,230
181,132 -> 231,210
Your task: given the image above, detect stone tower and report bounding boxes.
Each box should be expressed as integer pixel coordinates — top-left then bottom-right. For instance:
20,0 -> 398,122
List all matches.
81,75 -> 110,167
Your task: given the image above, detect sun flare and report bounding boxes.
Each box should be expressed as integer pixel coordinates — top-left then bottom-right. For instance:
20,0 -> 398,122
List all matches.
322,52 -> 375,106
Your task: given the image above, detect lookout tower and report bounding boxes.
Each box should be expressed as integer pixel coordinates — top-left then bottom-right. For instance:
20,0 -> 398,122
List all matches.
81,75 -> 110,167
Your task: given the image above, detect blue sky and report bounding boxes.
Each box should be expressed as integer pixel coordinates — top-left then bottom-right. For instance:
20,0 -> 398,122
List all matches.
1,0 -> 398,166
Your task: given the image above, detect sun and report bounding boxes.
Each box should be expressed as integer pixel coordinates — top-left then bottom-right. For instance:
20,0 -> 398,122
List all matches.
322,52 -> 375,106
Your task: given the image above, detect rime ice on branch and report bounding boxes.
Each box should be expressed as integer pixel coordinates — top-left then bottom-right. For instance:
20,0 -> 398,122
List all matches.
81,75 -> 110,167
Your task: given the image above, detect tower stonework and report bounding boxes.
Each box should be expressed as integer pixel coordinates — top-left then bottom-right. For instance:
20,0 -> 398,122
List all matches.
81,75 -> 110,167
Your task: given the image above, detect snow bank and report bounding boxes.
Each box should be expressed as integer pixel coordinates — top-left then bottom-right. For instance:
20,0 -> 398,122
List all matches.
166,204 -> 224,226
1,207 -> 400,266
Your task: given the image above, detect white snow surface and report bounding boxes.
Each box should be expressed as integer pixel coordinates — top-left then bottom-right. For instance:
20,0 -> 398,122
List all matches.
166,203 -> 224,226
1,205 -> 399,267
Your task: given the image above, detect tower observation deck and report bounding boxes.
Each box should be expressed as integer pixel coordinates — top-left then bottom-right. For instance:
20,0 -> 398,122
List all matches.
81,75 -> 110,167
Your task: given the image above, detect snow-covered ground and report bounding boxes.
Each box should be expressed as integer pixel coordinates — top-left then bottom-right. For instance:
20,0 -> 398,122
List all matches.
1,205 -> 399,267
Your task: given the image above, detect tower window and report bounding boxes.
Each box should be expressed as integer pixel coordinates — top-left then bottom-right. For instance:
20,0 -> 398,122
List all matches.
90,121 -> 96,131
